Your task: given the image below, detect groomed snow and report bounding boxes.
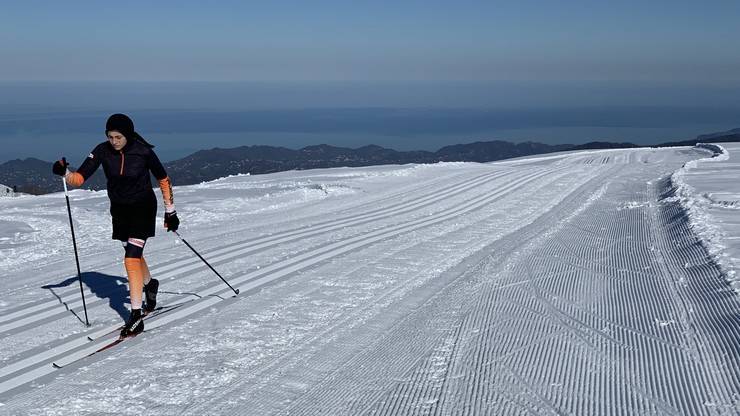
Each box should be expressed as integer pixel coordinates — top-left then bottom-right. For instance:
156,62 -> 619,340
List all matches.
1,147 -> 739,415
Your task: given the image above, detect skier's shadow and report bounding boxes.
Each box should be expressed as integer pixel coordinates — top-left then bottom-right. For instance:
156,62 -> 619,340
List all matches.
41,272 -> 129,321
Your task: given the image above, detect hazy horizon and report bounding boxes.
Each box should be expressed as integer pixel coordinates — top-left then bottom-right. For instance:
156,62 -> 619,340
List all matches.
1,80 -> 740,163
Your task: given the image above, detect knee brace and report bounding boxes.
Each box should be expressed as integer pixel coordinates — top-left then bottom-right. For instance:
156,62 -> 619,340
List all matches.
123,238 -> 146,258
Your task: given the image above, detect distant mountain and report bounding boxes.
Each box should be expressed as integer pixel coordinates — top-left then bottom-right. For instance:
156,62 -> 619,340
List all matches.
567,141 -> 641,151
436,141 -> 573,162
696,128 -> 740,141
2,129 -> 736,195
0,158 -> 67,195
165,144 -> 441,185
0,157 -> 107,195
659,128 -> 740,147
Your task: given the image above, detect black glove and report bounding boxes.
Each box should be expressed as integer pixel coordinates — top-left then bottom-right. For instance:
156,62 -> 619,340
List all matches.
164,211 -> 180,232
52,158 -> 69,176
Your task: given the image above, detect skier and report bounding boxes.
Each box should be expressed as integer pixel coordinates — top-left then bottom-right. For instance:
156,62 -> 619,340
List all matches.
52,113 -> 180,337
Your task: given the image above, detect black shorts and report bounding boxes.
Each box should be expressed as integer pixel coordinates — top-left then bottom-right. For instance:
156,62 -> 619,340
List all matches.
110,193 -> 157,241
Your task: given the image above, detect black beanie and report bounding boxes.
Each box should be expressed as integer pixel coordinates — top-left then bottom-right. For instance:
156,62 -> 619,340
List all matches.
105,113 -> 135,139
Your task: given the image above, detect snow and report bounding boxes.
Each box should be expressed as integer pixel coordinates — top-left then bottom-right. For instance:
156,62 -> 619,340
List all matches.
1,148 -> 739,414
0,185 -> 14,198
670,142 -> 740,292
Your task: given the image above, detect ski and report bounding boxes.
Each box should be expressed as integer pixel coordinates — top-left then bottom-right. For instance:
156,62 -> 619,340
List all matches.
52,302 -> 187,368
85,302 -> 186,341
52,333 -> 138,368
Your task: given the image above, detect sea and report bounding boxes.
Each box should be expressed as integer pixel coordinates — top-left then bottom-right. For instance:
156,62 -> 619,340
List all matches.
1,81 -> 739,163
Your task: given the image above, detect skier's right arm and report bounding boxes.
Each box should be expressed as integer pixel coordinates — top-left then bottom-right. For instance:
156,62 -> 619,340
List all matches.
53,148 -> 102,187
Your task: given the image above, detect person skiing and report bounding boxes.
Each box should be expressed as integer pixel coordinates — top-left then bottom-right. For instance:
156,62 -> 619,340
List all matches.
52,113 -> 180,338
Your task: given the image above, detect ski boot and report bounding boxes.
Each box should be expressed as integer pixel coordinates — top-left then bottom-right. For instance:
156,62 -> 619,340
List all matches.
143,278 -> 159,314
120,308 -> 144,338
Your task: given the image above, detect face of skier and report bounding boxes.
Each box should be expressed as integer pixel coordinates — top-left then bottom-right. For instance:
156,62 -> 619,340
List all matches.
107,131 -> 127,151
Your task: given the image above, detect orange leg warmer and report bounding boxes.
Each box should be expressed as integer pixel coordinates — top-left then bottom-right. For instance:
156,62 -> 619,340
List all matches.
124,258 -> 145,310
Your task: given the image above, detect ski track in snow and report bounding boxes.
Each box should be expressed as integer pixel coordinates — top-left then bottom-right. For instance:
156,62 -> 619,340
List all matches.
1,148 -> 739,415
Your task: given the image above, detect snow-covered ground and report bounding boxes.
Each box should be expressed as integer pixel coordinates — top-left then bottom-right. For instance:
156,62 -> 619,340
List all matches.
0,185 -> 14,198
1,146 -> 739,415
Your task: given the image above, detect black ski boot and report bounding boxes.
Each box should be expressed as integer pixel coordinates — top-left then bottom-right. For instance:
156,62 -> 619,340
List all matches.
120,308 -> 144,338
143,278 -> 159,314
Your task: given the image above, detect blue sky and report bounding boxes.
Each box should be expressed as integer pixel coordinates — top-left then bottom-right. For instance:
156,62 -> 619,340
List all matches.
2,0 -> 740,82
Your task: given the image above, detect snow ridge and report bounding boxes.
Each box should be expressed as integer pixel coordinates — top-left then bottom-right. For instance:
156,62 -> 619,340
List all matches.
669,143 -> 738,292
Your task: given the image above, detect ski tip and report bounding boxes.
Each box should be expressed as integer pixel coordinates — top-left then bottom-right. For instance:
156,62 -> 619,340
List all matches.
52,363 -> 62,369
87,336 -> 94,341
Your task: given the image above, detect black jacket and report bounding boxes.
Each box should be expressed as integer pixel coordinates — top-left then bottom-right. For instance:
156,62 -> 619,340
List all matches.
76,136 -> 168,205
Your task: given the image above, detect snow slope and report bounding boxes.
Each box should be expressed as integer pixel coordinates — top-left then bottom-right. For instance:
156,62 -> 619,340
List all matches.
0,147 -> 739,415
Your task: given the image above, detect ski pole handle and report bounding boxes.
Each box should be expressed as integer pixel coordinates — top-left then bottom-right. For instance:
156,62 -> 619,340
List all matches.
60,157 -> 69,195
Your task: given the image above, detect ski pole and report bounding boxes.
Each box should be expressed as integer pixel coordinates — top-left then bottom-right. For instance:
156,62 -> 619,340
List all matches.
61,160 -> 90,326
173,230 -> 240,296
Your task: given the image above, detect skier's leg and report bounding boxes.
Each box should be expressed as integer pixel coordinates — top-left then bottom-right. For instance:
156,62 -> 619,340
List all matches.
142,254 -> 159,312
121,238 -> 146,337
123,238 -> 146,310
141,257 -> 152,285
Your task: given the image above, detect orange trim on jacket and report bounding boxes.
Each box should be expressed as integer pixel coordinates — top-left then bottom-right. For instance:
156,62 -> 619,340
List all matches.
158,176 -> 174,211
65,172 -> 85,187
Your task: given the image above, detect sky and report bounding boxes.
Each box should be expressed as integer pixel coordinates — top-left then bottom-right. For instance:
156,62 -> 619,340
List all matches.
2,0 -> 740,83
1,1 -> 740,162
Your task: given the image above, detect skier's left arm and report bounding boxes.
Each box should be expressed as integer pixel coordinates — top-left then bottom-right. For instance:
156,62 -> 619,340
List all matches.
148,150 -> 179,231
